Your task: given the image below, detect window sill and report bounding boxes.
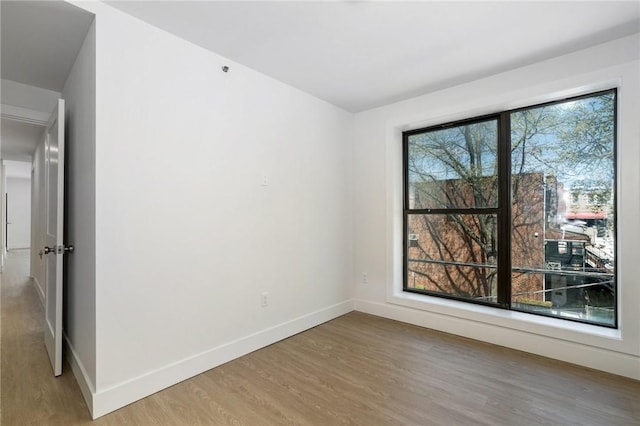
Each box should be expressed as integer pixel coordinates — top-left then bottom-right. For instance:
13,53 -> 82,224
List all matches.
387,289 -> 622,345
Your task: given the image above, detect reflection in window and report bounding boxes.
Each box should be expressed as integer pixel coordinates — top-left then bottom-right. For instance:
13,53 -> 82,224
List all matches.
405,119 -> 499,304
406,214 -> 498,302
407,119 -> 498,210
511,91 -> 616,326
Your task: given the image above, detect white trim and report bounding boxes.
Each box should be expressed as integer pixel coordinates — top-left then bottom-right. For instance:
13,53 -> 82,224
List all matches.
31,276 -> 45,305
354,299 -> 640,380
64,333 -> 96,418
91,299 -> 354,419
0,104 -> 49,126
387,290 -> 622,342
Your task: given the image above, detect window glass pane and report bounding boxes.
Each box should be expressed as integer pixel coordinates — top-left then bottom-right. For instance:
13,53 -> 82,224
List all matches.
406,213 -> 498,303
512,271 -> 615,325
510,92 -> 615,326
407,119 -> 498,209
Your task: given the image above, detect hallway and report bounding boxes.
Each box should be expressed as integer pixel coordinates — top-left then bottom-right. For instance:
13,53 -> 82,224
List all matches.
1,250 -> 91,424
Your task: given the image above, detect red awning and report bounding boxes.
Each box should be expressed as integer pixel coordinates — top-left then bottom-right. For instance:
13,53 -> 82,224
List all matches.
565,212 -> 607,220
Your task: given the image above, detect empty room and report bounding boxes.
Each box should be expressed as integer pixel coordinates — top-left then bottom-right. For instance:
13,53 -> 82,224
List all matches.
1,1 -> 639,424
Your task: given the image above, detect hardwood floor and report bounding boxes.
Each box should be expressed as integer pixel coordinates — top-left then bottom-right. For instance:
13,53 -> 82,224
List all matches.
2,250 -> 639,425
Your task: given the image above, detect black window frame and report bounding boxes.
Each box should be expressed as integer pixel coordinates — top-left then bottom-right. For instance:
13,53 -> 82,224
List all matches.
402,89 -> 618,329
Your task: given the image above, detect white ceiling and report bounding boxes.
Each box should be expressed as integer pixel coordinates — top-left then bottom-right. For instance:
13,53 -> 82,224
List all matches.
1,1 -> 93,162
107,1 -> 640,112
1,1 -> 95,92
0,1 -> 636,167
1,1 -> 638,114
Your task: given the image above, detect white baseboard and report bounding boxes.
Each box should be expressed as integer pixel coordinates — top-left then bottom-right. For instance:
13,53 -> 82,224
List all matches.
91,299 -> 354,419
31,276 -> 44,306
64,333 -> 96,418
354,299 -> 640,381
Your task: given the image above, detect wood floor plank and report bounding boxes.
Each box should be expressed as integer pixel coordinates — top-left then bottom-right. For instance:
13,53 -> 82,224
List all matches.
2,250 -> 639,425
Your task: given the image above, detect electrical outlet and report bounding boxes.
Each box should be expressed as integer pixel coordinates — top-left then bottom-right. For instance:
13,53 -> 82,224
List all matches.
261,292 -> 269,307
362,272 -> 368,284
261,174 -> 269,186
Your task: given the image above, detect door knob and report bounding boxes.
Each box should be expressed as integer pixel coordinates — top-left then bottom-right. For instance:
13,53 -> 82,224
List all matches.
39,245 -> 74,258
39,246 -> 54,258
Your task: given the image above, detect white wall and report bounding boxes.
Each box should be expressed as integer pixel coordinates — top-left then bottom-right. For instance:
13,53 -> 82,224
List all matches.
1,79 -> 60,112
72,2 -> 353,418
353,34 -> 640,380
6,176 -> 31,249
1,79 -> 60,124
4,160 -> 32,179
60,16 -> 97,399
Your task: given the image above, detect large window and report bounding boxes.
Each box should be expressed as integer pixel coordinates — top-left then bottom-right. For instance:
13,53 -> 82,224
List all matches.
403,90 -> 617,327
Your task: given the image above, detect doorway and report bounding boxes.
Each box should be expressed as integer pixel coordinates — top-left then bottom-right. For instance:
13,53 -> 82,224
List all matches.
1,0 -> 95,380
5,161 -> 33,252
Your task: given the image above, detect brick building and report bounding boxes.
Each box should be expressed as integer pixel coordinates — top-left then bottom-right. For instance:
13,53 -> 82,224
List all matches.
406,172 -> 610,311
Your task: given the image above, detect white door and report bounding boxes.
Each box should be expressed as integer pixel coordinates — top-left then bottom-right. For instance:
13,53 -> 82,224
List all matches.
42,99 -> 66,376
